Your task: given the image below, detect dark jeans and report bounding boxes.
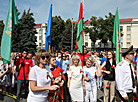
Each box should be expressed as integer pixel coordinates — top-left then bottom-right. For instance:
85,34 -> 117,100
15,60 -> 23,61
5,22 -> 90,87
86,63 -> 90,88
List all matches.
116,90 -> 134,102
63,73 -> 71,102
17,80 -> 29,102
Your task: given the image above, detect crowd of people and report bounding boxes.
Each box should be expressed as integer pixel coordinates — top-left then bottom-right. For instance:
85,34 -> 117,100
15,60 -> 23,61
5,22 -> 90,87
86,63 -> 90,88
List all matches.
0,45 -> 137,102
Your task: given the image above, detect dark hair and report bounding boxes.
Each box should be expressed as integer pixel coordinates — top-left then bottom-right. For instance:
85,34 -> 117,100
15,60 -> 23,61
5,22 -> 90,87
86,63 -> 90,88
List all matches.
61,53 -> 66,60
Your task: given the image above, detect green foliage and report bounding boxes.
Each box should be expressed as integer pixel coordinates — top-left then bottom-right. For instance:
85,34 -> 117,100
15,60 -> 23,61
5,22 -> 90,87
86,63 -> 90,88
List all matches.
50,16 -> 65,50
12,8 -> 37,53
0,20 -> 4,46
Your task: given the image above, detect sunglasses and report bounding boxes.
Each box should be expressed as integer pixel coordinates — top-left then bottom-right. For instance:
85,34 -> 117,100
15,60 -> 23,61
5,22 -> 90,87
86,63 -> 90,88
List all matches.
62,56 -> 67,57
41,56 -> 49,60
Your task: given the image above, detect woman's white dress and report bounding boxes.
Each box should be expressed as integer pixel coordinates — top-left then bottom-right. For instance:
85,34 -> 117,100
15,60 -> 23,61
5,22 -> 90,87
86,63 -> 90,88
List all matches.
27,65 -> 52,102
67,66 -> 84,101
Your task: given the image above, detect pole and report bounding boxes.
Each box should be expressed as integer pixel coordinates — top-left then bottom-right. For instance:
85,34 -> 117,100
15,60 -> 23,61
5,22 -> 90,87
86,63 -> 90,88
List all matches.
41,24 -> 43,49
71,18 -> 73,51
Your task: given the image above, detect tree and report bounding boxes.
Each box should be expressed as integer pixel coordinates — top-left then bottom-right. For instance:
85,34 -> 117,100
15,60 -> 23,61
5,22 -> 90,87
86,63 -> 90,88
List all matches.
84,16 -> 99,49
51,16 -> 65,51
12,8 -> 37,53
0,20 -> 4,46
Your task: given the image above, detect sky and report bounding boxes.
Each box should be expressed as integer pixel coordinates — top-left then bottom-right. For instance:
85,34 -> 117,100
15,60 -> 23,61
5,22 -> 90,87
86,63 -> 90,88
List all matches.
0,0 -> 138,24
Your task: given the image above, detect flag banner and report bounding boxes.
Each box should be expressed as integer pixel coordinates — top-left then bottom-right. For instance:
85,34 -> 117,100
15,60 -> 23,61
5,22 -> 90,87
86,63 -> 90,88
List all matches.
45,4 -> 52,52
112,7 -> 122,63
76,3 -> 83,53
1,0 -> 19,65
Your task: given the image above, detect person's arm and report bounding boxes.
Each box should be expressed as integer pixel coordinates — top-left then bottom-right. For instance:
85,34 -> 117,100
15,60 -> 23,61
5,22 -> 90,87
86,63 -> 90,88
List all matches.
16,59 -> 22,72
67,68 -> 71,93
95,63 -> 102,77
82,75 -> 86,92
30,80 -> 59,92
0,68 -> 8,78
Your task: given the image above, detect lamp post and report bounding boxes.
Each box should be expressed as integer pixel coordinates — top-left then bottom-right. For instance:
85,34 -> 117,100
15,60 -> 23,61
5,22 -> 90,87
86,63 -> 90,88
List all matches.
71,18 -> 73,51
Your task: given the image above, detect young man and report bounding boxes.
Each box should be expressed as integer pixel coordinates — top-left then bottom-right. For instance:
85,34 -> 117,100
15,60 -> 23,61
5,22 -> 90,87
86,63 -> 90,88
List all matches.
16,48 -> 33,102
115,45 -> 136,102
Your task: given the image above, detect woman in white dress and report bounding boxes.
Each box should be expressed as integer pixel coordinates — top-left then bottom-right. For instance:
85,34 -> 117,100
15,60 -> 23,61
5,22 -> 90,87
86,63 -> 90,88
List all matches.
67,55 -> 85,102
27,49 -> 59,102
84,56 -> 102,102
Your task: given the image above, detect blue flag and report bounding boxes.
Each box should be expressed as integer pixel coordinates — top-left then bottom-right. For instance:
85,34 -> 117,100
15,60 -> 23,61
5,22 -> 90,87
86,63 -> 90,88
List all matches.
44,4 -> 52,51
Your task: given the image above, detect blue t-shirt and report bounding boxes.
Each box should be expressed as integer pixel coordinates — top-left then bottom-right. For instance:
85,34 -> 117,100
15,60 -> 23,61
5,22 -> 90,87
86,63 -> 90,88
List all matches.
59,60 -> 69,74
32,59 -> 35,66
100,57 -> 107,65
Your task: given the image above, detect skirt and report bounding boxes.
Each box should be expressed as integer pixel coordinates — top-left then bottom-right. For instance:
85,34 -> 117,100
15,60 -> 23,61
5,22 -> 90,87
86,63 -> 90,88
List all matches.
70,87 -> 83,101
0,74 -> 7,85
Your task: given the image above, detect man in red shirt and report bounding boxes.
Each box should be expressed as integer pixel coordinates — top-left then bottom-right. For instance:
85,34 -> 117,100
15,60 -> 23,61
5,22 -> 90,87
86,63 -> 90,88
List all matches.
16,48 -> 33,102
77,46 -> 89,66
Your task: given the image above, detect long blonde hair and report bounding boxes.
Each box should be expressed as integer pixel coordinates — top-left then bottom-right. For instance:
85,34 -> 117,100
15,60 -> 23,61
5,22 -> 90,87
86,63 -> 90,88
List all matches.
70,55 -> 81,67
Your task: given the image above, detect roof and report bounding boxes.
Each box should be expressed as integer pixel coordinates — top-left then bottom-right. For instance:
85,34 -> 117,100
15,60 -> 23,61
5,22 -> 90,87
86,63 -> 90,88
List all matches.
34,24 -> 42,27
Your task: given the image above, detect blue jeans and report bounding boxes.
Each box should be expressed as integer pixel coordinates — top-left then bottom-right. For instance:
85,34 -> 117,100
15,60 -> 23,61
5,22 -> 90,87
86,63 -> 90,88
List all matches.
17,80 -> 29,102
97,75 -> 103,88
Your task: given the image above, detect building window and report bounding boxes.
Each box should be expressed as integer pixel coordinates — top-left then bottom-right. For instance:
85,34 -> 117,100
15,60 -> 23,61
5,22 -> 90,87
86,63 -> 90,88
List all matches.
120,26 -> 123,31
91,43 -> 94,47
85,35 -> 88,40
39,36 -> 42,40
39,43 -> 41,46
127,34 -> 130,39
127,42 -> 130,47
127,26 -> 131,31
85,42 -> 88,46
39,29 -> 42,33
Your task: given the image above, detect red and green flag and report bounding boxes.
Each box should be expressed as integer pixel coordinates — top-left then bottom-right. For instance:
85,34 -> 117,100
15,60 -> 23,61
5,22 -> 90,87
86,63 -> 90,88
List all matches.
1,0 -> 19,65
75,2 -> 83,53
112,7 -> 122,63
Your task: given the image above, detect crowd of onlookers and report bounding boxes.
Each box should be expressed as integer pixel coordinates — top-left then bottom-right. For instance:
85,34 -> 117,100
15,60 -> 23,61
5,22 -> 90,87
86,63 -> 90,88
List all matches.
0,46 -> 137,102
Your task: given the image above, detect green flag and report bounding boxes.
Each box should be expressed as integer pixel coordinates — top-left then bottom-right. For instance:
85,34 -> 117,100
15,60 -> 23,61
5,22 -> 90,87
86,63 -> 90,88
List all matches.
77,2 -> 83,53
112,7 -> 122,63
1,0 -> 19,65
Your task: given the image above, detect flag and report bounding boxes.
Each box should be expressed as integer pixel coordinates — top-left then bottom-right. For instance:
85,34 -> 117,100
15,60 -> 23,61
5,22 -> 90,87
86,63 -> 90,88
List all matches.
76,3 -> 83,53
81,0 -> 84,18
112,7 -> 122,63
45,4 -> 52,52
1,0 -> 19,65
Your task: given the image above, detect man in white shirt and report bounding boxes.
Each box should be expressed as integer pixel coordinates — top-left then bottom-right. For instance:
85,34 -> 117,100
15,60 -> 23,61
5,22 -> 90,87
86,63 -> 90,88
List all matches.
115,45 -> 136,102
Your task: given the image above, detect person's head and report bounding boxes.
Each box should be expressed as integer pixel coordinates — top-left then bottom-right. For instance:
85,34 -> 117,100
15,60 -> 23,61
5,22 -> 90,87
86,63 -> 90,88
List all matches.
55,52 -> 58,57
11,52 -> 15,60
122,45 -> 134,62
95,53 -> 99,57
22,48 -> 28,58
61,53 -> 66,61
84,46 -> 87,54
107,51 -> 115,61
66,55 -> 69,60
48,54 -> 56,67
0,56 -> 2,61
58,52 -> 61,56
35,49 -> 49,66
88,50 -> 92,56
71,55 -> 81,66
86,56 -> 94,68
32,52 -> 36,60
27,53 -> 32,59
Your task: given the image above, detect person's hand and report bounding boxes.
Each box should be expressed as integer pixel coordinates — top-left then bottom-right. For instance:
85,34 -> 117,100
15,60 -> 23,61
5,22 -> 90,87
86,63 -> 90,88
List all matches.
60,80 -> 64,87
83,86 -> 86,92
105,71 -> 110,74
21,60 -> 24,66
53,76 -> 62,84
123,96 -> 128,100
49,85 -> 59,90
85,77 -> 90,82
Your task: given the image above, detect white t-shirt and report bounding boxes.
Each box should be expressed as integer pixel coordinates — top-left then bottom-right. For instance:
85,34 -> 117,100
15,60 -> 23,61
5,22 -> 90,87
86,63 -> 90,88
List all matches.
84,66 -> 97,91
27,65 -> 52,101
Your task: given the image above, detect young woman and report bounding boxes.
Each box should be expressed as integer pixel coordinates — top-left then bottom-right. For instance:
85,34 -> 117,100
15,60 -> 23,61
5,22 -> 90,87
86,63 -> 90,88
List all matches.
101,51 -> 116,102
84,56 -> 102,102
48,54 -> 66,102
0,56 -> 8,93
67,55 -> 85,102
60,53 -> 70,101
27,50 -> 59,102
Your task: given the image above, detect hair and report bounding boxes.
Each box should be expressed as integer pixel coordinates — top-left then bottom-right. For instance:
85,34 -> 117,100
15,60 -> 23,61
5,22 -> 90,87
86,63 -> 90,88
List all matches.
22,48 -> 28,52
107,50 -> 116,61
35,49 -> 49,66
48,54 -> 56,65
70,55 -> 81,66
61,53 -> 66,60
86,56 -> 94,63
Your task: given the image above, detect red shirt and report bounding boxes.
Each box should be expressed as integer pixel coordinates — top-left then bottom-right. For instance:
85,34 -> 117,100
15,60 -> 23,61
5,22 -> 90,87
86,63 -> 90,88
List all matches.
16,58 -> 33,80
77,53 -> 89,66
